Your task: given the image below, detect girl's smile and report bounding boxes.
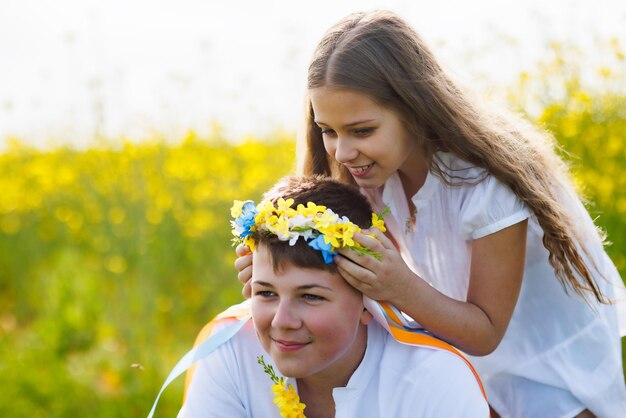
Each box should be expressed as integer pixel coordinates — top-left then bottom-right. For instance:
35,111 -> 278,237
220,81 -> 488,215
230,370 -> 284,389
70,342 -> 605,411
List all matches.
310,86 -> 428,194
348,163 -> 374,177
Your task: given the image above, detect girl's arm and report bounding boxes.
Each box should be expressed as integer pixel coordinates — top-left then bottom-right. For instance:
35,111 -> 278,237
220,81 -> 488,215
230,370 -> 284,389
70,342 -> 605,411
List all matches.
335,220 -> 528,356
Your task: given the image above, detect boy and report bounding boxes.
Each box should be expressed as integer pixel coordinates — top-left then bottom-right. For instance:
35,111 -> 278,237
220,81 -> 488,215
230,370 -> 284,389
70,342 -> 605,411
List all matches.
179,176 -> 489,417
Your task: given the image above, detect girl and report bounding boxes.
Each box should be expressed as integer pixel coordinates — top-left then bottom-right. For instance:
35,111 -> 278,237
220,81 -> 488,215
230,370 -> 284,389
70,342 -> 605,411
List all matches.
235,10 -> 626,417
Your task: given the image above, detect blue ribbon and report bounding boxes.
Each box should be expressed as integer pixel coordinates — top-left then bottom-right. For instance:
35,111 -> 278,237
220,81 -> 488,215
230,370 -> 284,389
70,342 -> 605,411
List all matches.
147,315 -> 251,418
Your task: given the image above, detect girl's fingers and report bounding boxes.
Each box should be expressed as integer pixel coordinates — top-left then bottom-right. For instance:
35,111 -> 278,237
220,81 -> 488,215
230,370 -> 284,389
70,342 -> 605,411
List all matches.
239,264 -> 252,300
234,253 -> 253,275
336,232 -> 383,267
354,231 -> 382,248
336,245 -> 374,269
241,279 -> 252,299
336,262 -> 370,293
335,254 -> 375,285
359,228 -> 395,250
235,253 -> 253,290
237,264 -> 253,284
235,244 -> 251,257
234,246 -> 253,298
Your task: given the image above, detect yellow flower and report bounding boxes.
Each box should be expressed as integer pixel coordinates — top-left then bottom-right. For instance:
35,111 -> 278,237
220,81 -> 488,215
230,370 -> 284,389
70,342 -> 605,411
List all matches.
270,214 -> 291,240
276,197 -> 295,214
297,202 -> 326,217
230,200 -> 245,217
320,224 -> 341,248
319,222 -> 360,249
255,200 -> 277,225
313,210 -> 338,230
259,355 -> 307,418
243,235 -> 255,252
340,223 -> 360,247
272,383 -> 306,418
371,213 -> 387,233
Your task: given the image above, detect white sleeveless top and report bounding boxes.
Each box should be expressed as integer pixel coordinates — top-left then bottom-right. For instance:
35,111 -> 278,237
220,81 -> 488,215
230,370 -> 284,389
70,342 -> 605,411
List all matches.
362,151 -> 626,418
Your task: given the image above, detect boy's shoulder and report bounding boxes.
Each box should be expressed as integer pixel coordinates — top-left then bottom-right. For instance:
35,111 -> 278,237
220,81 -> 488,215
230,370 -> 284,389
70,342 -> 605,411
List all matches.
379,328 -> 475,379
375,325 -> 483,392
375,328 -> 489,415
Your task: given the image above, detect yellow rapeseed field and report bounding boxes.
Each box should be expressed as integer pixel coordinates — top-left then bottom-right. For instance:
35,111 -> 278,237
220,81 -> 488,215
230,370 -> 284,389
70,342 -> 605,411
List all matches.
0,41 -> 624,417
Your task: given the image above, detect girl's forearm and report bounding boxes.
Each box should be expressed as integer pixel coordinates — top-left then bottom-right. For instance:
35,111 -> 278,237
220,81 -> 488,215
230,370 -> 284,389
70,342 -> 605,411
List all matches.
394,222 -> 527,355
393,274 -> 504,356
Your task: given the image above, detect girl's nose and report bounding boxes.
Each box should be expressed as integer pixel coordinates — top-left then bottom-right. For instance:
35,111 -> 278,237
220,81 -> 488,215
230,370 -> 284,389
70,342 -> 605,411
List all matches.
333,137 -> 358,164
271,300 -> 301,330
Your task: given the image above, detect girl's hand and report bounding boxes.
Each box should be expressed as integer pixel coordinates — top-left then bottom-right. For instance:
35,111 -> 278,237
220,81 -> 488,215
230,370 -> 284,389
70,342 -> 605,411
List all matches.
335,228 -> 417,303
234,244 -> 253,298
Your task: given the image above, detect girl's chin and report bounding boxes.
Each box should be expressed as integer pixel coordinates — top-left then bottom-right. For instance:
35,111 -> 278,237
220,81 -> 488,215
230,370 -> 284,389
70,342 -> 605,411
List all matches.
351,175 -> 385,189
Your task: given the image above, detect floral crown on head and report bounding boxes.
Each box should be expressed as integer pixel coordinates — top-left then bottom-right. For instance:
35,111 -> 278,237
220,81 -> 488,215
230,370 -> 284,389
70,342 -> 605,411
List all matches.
230,198 -> 387,264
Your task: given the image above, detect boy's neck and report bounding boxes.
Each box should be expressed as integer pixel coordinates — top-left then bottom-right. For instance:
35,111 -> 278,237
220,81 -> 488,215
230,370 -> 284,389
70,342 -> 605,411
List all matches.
295,325 -> 369,417
295,381 -> 335,418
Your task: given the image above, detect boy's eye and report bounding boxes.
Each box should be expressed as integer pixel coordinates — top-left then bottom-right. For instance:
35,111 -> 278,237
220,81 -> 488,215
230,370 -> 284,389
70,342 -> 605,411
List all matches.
255,290 -> 276,298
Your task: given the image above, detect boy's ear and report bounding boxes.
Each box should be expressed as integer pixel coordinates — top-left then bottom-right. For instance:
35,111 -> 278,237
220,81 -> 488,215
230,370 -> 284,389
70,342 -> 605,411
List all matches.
360,308 -> 374,325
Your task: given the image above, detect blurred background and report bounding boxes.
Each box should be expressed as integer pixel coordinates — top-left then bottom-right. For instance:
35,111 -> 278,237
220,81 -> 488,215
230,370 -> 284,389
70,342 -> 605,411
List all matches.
0,0 -> 625,416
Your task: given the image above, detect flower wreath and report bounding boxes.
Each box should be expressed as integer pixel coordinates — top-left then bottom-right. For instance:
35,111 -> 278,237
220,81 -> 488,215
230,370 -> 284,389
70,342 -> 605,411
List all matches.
230,198 -> 387,263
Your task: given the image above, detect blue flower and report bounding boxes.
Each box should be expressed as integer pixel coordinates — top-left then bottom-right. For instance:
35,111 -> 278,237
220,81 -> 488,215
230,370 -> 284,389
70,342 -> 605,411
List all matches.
241,201 -> 257,216
307,234 -> 337,264
235,201 -> 258,237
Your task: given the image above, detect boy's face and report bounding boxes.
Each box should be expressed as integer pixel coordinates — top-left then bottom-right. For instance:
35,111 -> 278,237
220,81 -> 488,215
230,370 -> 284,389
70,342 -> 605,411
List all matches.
251,245 -> 371,382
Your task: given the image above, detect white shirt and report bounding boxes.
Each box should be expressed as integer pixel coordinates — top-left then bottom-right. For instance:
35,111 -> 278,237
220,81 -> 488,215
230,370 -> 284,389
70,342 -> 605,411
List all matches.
362,151 -> 626,418
179,320 -> 489,418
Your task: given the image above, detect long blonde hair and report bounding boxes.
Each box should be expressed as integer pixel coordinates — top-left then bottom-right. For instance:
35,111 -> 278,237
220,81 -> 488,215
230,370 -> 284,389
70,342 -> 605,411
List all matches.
299,10 -> 607,303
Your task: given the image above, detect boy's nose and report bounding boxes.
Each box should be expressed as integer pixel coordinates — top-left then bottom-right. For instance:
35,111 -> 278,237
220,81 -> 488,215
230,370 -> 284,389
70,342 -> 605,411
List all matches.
271,300 -> 302,329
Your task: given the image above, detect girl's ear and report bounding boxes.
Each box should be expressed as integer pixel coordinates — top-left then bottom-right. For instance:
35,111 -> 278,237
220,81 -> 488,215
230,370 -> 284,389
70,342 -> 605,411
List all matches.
360,308 -> 374,325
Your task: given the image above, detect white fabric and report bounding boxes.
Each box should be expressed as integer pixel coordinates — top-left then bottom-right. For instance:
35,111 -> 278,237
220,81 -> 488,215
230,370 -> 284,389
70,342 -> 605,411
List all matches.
179,320 -> 489,418
362,151 -> 626,418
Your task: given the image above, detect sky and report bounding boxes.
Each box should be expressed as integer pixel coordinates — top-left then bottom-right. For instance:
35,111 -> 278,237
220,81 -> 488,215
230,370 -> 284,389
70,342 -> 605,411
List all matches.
1,0 -> 625,148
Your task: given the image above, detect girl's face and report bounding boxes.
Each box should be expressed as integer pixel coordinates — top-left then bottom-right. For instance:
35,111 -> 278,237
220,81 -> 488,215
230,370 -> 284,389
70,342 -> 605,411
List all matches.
251,245 -> 371,383
310,86 -> 426,191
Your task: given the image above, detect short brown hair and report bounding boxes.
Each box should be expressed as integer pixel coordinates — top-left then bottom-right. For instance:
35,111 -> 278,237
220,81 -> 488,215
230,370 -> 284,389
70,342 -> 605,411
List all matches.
252,175 -> 373,272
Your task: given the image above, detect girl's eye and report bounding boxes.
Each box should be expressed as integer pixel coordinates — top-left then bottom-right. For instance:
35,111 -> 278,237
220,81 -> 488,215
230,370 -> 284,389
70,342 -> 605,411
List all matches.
302,294 -> 325,302
320,128 -> 336,137
354,127 -> 374,137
